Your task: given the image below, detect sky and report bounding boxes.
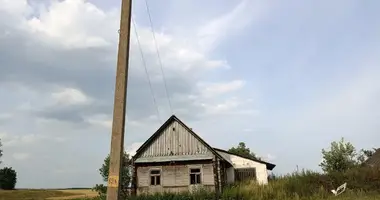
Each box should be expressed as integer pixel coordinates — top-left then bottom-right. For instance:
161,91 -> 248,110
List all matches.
0,0 -> 379,189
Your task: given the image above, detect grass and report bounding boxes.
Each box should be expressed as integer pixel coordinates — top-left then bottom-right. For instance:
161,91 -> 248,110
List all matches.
81,167 -> 380,200
2,187 -> 379,200
71,192 -> 380,200
3,167 -> 379,200
0,189 -> 98,200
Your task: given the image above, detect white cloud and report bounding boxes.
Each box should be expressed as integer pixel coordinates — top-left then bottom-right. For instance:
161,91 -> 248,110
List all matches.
199,80 -> 245,98
12,152 -> 30,161
264,154 -> 276,162
0,0 -> 31,16
0,113 -> 12,120
280,67 -> 380,135
1,134 -> 45,147
0,132 -> 8,140
26,0 -> 118,49
197,0 -> 270,52
243,128 -> 253,132
125,142 -> 144,156
201,97 -> 258,116
51,88 -> 91,106
0,0 -> 266,188
0,132 -> 65,148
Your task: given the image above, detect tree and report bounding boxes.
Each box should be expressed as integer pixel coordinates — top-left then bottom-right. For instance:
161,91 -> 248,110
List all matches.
0,138 -> 3,165
357,148 -> 378,164
228,142 -> 259,160
93,152 -> 132,199
319,137 -> 358,173
0,167 -> 17,190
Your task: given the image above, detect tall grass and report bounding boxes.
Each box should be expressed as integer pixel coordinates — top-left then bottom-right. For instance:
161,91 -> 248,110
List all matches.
80,166 -> 380,200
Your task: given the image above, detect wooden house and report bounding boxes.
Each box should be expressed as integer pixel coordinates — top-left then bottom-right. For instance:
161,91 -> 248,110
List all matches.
131,115 -> 276,195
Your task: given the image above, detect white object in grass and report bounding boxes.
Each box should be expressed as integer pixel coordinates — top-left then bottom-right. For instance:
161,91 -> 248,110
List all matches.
331,182 -> 347,196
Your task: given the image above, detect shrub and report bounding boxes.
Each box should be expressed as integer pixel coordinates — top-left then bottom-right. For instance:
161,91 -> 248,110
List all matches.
92,184 -> 107,199
93,153 -> 131,199
0,167 -> 17,190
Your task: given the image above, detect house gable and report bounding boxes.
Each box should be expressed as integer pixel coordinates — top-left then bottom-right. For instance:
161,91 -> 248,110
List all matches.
133,115 -> 220,163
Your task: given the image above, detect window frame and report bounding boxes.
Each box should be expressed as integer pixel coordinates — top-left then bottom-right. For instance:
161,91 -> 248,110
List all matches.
234,167 -> 256,182
189,166 -> 202,185
149,168 -> 161,186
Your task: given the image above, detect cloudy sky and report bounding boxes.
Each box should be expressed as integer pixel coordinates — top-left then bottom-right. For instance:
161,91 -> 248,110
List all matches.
0,0 -> 379,188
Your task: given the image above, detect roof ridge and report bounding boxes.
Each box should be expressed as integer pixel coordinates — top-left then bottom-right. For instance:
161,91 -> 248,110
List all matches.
213,147 -> 276,170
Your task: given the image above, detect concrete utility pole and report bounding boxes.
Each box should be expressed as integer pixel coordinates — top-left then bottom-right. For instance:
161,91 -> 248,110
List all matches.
106,0 -> 132,199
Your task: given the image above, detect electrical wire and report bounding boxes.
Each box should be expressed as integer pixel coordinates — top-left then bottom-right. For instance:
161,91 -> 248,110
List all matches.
132,16 -> 162,123
143,0 -> 173,114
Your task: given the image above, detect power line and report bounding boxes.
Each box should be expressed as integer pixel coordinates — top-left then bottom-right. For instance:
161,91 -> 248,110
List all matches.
143,0 -> 173,114
132,16 -> 162,123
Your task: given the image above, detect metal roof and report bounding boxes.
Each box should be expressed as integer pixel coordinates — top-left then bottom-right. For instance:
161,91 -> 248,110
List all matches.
213,148 -> 276,170
134,154 -> 214,163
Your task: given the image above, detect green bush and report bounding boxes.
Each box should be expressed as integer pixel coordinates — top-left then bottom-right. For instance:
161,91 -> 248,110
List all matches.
0,167 -> 17,190
92,184 -> 107,199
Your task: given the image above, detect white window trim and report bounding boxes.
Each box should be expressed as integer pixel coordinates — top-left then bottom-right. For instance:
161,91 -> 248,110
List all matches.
149,167 -> 162,186
188,165 -> 203,185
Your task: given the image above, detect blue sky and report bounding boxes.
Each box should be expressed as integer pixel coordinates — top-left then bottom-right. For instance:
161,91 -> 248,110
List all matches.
0,0 -> 379,188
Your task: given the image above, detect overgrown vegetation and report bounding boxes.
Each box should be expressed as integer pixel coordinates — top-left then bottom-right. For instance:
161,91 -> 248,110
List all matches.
92,152 -> 132,199
81,166 -> 380,200
125,166 -> 380,200
319,137 -> 377,173
84,138 -> 379,200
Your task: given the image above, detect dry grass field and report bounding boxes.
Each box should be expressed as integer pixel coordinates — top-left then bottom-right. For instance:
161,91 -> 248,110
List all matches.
1,188 -> 379,200
0,189 -> 98,200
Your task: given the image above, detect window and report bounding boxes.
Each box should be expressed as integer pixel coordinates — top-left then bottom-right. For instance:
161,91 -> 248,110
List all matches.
235,168 -> 256,182
150,170 -> 161,186
190,168 -> 201,184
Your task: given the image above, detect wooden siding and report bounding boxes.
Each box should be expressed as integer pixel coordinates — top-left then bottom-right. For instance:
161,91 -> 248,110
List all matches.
136,162 -> 215,195
139,120 -> 212,158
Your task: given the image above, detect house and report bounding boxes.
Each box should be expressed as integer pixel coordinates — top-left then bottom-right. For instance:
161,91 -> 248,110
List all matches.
363,148 -> 380,167
131,115 -> 276,195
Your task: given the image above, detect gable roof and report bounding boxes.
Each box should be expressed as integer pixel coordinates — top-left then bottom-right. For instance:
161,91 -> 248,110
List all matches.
132,115 -> 223,161
364,148 -> 380,167
213,148 -> 276,170
132,115 -> 276,171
